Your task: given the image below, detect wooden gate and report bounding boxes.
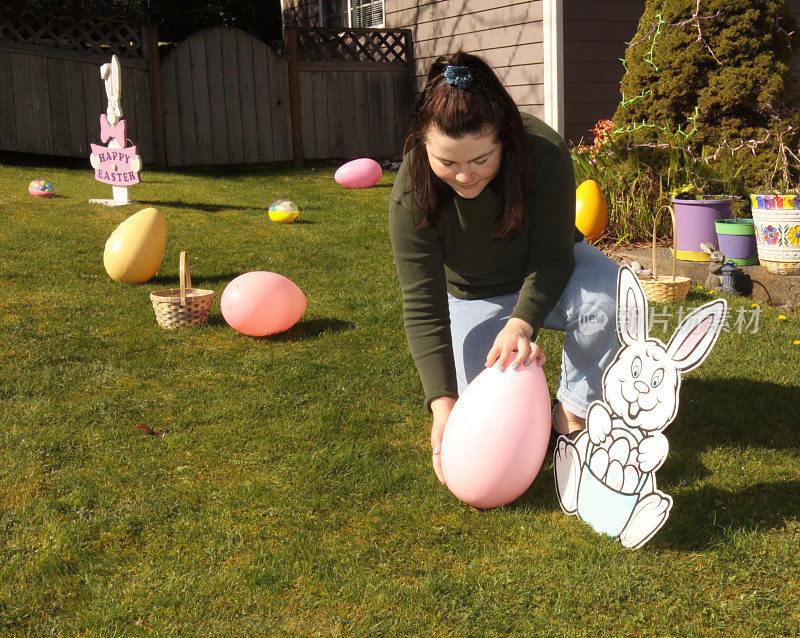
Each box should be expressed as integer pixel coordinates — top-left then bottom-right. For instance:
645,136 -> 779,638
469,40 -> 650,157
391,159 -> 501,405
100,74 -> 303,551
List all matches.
160,28 -> 291,166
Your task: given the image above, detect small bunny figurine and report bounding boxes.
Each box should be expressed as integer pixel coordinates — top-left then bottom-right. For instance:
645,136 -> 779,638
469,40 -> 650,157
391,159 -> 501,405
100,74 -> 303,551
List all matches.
554,266 -> 727,549
701,242 -> 725,290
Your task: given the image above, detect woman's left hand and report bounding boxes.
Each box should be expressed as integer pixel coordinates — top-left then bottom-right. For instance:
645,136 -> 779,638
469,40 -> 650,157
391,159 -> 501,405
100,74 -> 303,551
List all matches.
485,317 -> 546,371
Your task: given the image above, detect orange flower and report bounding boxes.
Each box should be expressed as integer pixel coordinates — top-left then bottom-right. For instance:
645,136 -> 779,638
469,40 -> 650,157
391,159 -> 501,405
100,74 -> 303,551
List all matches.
591,119 -> 613,150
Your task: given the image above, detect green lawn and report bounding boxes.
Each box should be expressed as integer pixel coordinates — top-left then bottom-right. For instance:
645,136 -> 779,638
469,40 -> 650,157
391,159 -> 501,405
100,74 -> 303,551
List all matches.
1,158 -> 799,636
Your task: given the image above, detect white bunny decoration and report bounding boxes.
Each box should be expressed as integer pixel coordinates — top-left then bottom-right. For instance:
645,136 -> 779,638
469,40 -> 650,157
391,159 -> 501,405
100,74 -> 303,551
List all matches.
554,266 -> 727,549
89,55 -> 142,206
101,56 -> 123,126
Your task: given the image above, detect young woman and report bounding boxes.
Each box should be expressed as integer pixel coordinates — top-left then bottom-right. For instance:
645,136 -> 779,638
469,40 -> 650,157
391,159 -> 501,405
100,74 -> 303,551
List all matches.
389,52 -> 620,484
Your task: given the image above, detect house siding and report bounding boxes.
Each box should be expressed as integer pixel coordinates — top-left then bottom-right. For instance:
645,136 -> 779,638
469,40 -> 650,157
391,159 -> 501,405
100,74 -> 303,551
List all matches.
385,0 -> 545,120
562,0 -> 643,144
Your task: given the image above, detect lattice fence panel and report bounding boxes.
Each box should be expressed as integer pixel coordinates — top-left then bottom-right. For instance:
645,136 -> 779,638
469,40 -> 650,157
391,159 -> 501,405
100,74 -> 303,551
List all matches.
293,27 -> 409,65
0,5 -> 145,59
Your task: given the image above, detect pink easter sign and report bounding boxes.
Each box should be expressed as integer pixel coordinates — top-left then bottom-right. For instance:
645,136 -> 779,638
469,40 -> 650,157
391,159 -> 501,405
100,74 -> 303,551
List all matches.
90,144 -> 141,185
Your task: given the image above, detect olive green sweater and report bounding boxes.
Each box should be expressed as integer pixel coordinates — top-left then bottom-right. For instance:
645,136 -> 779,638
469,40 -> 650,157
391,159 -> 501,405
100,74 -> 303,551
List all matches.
389,113 -> 580,408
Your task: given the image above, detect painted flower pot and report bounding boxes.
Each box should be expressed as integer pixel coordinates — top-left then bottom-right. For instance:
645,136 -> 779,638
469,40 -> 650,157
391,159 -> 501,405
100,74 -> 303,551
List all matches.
715,219 -> 758,266
751,194 -> 800,275
671,197 -> 733,261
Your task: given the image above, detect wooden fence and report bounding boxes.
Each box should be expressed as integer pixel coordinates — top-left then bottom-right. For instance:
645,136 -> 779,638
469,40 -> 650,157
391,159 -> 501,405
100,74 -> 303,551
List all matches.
0,6 -> 413,166
0,4 -> 156,162
287,28 -> 412,162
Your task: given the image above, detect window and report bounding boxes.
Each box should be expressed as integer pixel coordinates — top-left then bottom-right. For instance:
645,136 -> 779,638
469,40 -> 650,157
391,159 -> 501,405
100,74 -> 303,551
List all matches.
352,0 -> 383,27
322,0 -> 384,28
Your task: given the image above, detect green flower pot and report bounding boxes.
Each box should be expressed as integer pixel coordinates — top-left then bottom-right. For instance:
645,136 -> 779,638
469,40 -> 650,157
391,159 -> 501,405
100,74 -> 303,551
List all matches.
714,219 -> 758,266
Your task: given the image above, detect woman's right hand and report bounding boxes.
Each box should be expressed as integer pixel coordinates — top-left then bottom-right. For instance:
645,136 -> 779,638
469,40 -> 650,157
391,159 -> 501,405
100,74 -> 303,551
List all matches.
430,396 -> 456,484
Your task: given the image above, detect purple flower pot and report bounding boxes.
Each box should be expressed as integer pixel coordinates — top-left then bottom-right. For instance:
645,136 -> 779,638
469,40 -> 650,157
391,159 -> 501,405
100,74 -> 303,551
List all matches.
715,219 -> 758,265
672,197 -> 733,261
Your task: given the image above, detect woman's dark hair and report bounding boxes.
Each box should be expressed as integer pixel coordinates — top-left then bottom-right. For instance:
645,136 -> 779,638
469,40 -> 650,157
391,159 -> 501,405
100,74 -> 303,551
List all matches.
405,51 -> 534,239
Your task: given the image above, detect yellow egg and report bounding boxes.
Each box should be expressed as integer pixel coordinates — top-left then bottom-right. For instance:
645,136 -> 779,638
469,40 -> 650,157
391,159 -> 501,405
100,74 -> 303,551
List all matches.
268,200 -> 299,223
575,180 -> 609,240
268,209 -> 299,223
103,207 -> 166,283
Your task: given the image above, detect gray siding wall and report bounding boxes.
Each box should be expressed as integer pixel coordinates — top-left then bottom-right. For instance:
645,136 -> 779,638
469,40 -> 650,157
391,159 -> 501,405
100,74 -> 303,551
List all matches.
562,0 -> 642,144
385,0 -> 545,120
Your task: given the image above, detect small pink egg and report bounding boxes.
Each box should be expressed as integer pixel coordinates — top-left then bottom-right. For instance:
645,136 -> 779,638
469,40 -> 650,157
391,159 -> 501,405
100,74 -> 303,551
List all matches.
334,158 -> 382,188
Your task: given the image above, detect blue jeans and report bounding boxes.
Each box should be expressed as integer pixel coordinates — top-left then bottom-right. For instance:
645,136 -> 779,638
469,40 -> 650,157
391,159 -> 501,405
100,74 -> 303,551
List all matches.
447,241 -> 620,418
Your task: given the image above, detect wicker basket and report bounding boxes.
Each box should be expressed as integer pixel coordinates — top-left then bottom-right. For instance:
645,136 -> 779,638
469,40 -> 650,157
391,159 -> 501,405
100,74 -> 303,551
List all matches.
150,251 -> 214,328
637,205 -> 691,303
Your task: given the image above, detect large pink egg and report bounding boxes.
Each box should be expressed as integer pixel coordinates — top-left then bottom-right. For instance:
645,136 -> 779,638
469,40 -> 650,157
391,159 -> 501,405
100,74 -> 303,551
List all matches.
334,158 -> 382,188
221,272 -> 307,336
441,363 -> 551,509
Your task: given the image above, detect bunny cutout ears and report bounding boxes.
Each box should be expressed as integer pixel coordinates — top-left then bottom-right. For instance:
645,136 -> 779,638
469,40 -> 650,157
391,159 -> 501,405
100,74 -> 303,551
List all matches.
554,266 -> 727,549
101,56 -> 122,126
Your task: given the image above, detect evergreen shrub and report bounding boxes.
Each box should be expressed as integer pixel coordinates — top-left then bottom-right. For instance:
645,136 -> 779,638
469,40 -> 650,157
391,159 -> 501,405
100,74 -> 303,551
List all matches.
612,0 -> 800,189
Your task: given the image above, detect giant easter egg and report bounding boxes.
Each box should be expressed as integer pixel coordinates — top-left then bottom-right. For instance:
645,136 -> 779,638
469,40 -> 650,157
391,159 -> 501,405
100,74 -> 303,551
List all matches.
29,178 -> 54,197
334,158 -> 382,188
575,180 -> 608,240
221,271 -> 306,336
441,363 -> 551,509
103,207 -> 166,283
268,199 -> 299,223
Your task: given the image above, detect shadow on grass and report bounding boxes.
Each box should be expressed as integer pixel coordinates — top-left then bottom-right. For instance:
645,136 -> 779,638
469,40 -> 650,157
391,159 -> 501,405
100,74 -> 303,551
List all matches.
671,377 -> 799,452
204,315 -> 355,339
271,318 -> 356,340
145,199 -> 259,213
153,160 -> 340,178
656,376 -> 800,549
1,150 -> 86,168
661,480 -> 800,551
514,376 -> 800,549
147,273 -> 243,286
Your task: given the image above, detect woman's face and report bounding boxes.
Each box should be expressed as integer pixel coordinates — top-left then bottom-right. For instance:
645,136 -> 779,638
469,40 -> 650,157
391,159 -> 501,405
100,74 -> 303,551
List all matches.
424,126 -> 502,199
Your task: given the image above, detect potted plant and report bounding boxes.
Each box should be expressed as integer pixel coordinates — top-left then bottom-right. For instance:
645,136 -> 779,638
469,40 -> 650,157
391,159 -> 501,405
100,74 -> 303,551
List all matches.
714,218 -> 758,266
749,193 -> 800,275
671,184 -> 733,262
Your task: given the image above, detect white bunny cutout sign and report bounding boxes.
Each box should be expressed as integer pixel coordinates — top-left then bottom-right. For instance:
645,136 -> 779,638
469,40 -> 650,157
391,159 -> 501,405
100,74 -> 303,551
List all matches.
89,55 -> 142,206
554,266 -> 727,549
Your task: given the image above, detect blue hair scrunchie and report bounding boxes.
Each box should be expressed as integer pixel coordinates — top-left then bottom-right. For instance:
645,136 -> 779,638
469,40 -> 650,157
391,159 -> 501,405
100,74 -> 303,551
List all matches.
444,65 -> 473,90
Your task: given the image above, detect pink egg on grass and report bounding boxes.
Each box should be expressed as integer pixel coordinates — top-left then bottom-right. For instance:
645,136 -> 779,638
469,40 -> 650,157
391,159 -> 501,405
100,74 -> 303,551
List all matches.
334,158 -> 382,188
221,271 -> 307,336
29,179 -> 55,197
441,362 -> 551,509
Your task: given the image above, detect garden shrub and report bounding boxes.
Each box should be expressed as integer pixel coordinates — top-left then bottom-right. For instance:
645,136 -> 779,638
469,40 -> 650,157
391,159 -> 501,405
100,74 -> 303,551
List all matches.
613,0 -> 800,189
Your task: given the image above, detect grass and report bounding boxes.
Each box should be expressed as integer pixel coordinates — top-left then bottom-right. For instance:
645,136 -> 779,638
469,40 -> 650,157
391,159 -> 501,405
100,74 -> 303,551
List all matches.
1,157 -> 799,636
